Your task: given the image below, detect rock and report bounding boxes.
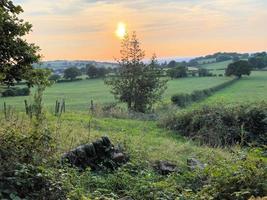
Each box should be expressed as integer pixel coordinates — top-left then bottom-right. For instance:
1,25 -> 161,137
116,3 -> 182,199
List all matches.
112,152 -> 127,163
153,160 -> 178,175
61,136 -> 128,171
187,158 -> 206,171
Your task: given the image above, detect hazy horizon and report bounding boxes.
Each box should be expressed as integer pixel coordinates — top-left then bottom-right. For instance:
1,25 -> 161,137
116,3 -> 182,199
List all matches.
14,0 -> 267,61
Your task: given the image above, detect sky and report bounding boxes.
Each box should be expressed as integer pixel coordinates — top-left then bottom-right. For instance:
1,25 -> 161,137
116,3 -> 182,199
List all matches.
14,0 -> 267,61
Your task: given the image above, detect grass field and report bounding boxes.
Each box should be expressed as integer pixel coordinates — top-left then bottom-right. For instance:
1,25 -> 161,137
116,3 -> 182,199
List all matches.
202,71 -> 267,104
201,60 -> 232,70
0,76 -> 232,111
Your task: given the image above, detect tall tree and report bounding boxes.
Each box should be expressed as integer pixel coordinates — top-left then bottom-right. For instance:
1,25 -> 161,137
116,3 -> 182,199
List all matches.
105,32 -> 167,113
0,0 -> 41,86
225,60 -> 251,78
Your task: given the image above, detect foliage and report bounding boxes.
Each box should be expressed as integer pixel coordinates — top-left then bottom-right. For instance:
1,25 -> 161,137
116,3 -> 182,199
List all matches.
249,52 -> 267,69
198,68 -> 211,77
160,102 -> 267,147
1,87 -> 30,97
167,66 -> 187,78
105,32 -> 167,113
86,64 -> 107,78
171,78 -> 238,107
0,0 -> 41,86
63,67 -> 82,80
194,154 -> 267,200
226,60 -> 252,78
49,74 -> 61,82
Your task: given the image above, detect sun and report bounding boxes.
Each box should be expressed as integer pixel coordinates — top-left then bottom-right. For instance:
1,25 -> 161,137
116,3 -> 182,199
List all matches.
115,22 -> 127,39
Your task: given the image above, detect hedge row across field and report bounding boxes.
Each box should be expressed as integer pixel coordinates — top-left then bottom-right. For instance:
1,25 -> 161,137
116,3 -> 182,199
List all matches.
171,78 -> 238,107
159,102 -> 267,147
1,87 -> 30,97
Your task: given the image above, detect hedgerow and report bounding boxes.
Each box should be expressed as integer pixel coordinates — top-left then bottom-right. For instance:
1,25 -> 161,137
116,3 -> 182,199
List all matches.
159,102 -> 267,147
1,87 -> 30,97
171,78 -> 238,107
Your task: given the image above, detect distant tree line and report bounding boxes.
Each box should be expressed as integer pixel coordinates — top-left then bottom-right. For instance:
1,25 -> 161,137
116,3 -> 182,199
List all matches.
248,52 -> 267,69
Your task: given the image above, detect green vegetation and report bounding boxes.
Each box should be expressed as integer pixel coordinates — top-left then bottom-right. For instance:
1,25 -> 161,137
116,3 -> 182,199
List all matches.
171,78 -> 237,107
0,0 -> 40,86
203,71 -> 267,104
225,60 -> 251,78
160,102 -> 267,147
1,1 -> 267,199
201,60 -> 232,70
105,33 -> 167,113
0,76 -> 232,110
1,111 -> 266,199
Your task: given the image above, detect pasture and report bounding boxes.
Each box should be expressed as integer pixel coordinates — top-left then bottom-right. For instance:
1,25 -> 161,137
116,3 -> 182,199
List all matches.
201,60 -> 232,70
0,76 -> 232,111
202,71 -> 267,104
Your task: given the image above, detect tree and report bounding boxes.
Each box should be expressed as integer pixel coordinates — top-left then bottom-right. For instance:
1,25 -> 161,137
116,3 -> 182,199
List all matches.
86,64 -> 98,78
86,64 -> 107,79
167,60 -> 176,68
105,32 -> 167,113
198,68 -> 210,77
63,67 -> 81,80
97,67 -> 107,77
48,74 -> 61,82
248,53 -> 267,69
167,66 -> 187,78
225,60 -> 251,78
0,1 -> 41,86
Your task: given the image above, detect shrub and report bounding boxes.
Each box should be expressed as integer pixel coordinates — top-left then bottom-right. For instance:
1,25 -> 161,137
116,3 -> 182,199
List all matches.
0,164 -> 67,200
1,87 -> 30,97
195,156 -> 267,200
171,78 -> 238,107
159,102 -> 267,147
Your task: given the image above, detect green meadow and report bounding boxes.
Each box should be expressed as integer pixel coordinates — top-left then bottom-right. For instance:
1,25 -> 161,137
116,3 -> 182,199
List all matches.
203,71 -> 267,104
0,76 -> 232,111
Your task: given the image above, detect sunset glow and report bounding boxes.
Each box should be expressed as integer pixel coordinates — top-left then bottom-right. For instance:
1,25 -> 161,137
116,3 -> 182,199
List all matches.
13,0 -> 267,61
115,22 -> 127,39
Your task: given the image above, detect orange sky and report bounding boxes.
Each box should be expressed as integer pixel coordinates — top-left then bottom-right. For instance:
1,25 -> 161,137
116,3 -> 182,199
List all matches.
15,0 -> 267,61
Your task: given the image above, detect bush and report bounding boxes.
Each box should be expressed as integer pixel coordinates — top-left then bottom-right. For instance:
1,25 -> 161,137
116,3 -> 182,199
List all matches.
0,164 -> 67,200
0,115 -> 66,199
159,102 -> 267,147
1,87 -> 30,97
171,78 -> 238,107
194,155 -> 267,200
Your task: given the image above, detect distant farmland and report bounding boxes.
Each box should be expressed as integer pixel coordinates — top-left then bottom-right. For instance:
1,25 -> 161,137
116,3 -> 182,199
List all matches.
0,76 -> 232,111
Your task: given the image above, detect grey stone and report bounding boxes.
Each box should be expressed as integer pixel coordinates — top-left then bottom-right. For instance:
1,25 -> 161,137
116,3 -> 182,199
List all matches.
153,160 -> 178,175
61,136 -> 128,171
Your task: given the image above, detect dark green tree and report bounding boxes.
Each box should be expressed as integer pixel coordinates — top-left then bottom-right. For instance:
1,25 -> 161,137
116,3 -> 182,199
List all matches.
198,68 -> 210,77
167,60 -> 176,68
0,0 -> 41,86
225,60 -> 251,78
105,32 -> 167,113
97,67 -> 107,77
86,64 -> 98,78
48,74 -> 61,82
63,67 -> 81,80
248,54 -> 267,69
167,66 -> 187,78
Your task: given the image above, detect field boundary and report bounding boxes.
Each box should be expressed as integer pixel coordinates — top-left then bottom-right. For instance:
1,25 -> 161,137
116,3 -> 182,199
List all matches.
171,78 -> 238,107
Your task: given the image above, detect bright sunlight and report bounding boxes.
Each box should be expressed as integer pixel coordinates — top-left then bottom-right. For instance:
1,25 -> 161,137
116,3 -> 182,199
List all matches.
115,22 -> 127,39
